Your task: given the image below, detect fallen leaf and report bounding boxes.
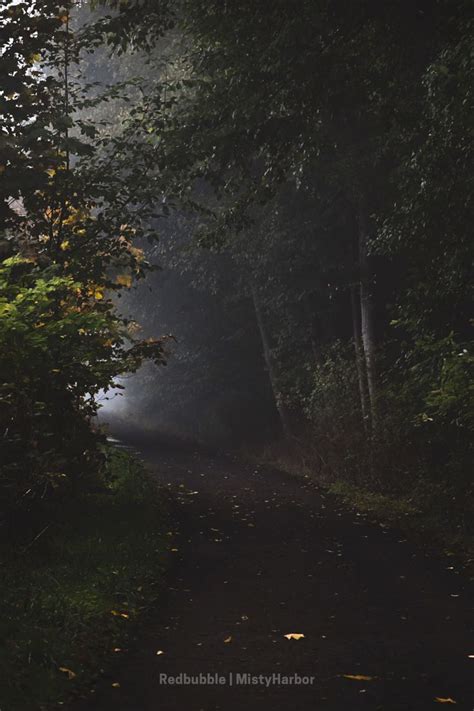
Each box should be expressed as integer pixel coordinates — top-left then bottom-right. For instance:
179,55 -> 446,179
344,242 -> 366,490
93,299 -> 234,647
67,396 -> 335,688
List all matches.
284,633 -> 305,640
116,274 -> 133,288
434,698 -> 457,704
343,674 -> 374,681
112,682 -> 121,688
156,650 -> 165,656
224,636 -> 232,643
59,666 -> 76,680
110,610 -> 129,619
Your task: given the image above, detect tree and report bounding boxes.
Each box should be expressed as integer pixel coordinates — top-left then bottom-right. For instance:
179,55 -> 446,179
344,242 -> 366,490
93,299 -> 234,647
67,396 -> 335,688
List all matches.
0,0 -> 165,508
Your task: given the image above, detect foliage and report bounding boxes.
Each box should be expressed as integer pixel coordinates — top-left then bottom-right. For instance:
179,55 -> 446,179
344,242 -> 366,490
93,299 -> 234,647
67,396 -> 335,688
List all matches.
0,256 -> 164,508
78,1 -> 473,515
0,448 -> 169,711
1,0 -> 472,533
0,0 -> 166,513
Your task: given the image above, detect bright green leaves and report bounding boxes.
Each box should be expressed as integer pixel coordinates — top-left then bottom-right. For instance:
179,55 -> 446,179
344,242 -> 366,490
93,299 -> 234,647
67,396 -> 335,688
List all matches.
0,254 -> 164,505
0,2 -> 167,510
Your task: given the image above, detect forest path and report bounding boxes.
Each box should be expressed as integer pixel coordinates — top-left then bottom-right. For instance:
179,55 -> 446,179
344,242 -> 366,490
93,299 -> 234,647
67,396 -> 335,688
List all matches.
69,436 -> 473,711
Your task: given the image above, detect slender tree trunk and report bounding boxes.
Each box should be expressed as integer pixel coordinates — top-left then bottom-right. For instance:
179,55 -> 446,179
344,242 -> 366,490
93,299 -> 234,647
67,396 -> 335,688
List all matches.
350,283 -> 370,431
305,300 -> 321,364
358,206 -> 378,432
250,282 -> 291,437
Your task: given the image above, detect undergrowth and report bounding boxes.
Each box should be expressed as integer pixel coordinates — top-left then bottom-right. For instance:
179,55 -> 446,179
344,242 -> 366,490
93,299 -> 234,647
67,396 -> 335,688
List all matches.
250,439 -> 474,562
0,446 -> 170,711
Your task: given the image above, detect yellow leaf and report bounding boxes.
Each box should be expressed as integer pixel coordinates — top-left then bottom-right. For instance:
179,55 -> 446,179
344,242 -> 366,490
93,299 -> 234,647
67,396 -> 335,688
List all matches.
116,274 -> 133,288
224,636 -> 232,643
60,240 -> 70,251
343,674 -> 374,681
110,610 -> 129,619
435,699 -> 457,705
88,285 -> 104,300
284,633 -> 305,640
59,666 -> 76,680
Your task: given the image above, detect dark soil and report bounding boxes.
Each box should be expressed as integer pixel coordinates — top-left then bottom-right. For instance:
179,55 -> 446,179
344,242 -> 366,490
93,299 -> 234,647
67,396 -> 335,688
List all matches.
68,433 -> 473,710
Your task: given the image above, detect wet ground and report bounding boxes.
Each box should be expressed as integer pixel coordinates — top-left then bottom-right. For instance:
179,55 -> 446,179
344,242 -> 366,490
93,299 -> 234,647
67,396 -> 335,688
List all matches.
69,432 -> 473,710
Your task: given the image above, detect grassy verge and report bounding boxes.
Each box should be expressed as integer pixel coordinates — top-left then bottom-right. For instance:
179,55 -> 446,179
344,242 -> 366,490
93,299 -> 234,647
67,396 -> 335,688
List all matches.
326,480 -> 473,560
0,447 -> 170,711
250,442 -> 474,564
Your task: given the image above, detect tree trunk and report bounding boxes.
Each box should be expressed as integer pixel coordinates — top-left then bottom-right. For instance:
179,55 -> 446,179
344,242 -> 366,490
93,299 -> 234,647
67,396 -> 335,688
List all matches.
350,283 -> 370,431
250,282 -> 291,437
305,300 -> 322,364
358,206 -> 378,432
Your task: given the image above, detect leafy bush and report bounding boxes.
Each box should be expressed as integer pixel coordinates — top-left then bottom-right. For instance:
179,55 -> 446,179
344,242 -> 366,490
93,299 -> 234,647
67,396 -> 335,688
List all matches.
301,342 -> 371,483
0,255 -> 163,513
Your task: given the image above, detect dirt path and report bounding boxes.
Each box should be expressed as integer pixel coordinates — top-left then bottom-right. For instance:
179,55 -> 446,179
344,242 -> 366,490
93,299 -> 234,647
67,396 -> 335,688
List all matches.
70,438 -> 473,710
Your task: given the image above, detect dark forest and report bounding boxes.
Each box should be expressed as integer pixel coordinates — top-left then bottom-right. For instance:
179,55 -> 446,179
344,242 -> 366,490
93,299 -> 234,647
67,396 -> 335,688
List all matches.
0,1 -> 472,709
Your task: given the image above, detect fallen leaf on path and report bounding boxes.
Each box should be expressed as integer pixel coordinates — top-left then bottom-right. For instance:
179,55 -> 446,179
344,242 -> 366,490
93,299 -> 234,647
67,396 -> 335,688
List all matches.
343,674 -> 374,681
59,667 -> 76,680
284,633 -> 305,640
434,698 -> 457,704
224,636 -> 232,643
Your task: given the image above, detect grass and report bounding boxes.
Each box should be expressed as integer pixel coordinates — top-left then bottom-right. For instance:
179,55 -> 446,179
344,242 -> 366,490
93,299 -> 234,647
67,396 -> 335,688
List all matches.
0,446 -> 171,711
249,441 -> 474,565
326,480 -> 474,559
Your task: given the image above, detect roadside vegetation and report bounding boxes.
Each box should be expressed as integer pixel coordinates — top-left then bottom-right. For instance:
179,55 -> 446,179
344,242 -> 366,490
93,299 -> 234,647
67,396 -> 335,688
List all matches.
0,2 -> 472,706
0,447 -> 169,711
75,1 -> 471,541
